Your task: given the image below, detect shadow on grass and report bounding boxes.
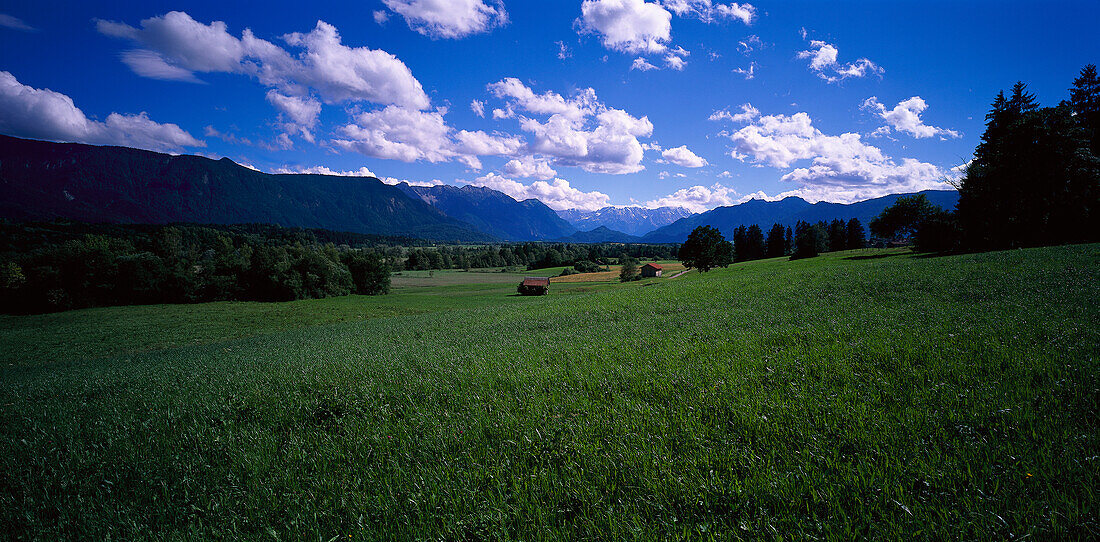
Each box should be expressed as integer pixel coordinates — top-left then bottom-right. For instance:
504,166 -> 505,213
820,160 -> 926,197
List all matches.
911,251 -> 963,259
844,252 -> 909,261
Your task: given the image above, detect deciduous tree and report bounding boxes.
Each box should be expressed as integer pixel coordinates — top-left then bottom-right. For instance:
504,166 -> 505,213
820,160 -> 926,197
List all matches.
678,226 -> 733,272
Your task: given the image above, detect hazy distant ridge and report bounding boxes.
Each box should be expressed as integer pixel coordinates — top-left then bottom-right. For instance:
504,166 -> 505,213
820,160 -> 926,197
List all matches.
642,191 -> 961,243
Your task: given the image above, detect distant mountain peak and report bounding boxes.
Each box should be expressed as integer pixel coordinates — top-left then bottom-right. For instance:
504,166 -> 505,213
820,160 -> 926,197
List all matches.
642,190 -> 959,243
394,182 -> 575,241
557,205 -> 694,236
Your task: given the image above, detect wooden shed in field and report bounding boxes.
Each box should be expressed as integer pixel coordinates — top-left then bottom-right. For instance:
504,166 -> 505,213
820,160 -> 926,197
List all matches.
640,263 -> 663,278
518,276 -> 550,296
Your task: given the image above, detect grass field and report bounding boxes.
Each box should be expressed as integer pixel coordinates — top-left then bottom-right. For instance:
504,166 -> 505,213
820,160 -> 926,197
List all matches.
1,246 -> 1097,539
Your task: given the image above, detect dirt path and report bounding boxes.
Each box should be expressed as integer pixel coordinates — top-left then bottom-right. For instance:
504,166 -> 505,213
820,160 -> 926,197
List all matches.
665,269 -> 691,279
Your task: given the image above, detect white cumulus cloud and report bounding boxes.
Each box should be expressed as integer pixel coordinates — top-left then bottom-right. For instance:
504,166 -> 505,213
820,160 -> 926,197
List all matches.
861,96 -> 960,139
725,108 -> 953,202
379,176 -> 446,187
659,145 -> 708,167
381,0 -> 508,39
265,90 -> 321,127
97,12 -> 435,148
333,105 -> 522,170
487,78 -> 655,174
577,0 -> 673,54
274,165 -> 376,177
797,38 -> 883,83
97,12 -> 430,109
488,77 -> 597,121
0,71 -> 203,153
503,156 -> 557,180
468,173 -> 611,211
645,183 -> 737,212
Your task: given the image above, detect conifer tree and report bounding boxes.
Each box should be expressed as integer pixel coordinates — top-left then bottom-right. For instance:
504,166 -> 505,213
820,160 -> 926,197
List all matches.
791,221 -> 822,260
745,224 -> 766,260
828,219 -> 847,252
765,223 -> 786,258
1069,64 -> 1100,155
845,218 -> 865,249
958,76 -> 1098,249
732,225 -> 748,262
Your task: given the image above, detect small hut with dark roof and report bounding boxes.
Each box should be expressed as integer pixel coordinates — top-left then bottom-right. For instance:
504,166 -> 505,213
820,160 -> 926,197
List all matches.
518,276 -> 550,296
640,263 -> 663,278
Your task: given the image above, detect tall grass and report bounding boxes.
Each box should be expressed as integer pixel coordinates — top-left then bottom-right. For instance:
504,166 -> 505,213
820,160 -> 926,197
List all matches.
1,245 -> 1097,540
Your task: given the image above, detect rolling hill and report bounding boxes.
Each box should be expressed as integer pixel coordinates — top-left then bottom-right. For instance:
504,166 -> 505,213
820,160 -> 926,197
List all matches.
0,135 -> 494,242
555,226 -> 641,243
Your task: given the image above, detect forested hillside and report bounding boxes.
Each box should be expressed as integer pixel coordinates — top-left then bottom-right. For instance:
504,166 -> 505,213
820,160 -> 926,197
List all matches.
0,135 -> 492,242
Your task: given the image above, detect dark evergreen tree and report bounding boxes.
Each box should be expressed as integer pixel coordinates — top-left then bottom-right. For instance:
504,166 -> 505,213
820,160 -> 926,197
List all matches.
845,218 -> 865,249
790,221 -> 821,260
1070,64 -> 1100,142
784,226 -> 793,255
828,219 -> 847,252
957,77 -> 1099,249
765,223 -> 787,258
745,224 -> 766,261
678,225 -> 733,272
732,225 -> 748,262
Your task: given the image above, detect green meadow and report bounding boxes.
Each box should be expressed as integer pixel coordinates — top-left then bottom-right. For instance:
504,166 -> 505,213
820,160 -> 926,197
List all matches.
1,246 -> 1097,540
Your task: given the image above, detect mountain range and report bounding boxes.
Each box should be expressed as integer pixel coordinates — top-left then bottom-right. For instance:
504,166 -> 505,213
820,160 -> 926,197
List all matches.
394,183 -> 575,241
641,190 -> 960,243
0,135 -> 960,245
0,135 -> 492,242
556,206 -> 693,236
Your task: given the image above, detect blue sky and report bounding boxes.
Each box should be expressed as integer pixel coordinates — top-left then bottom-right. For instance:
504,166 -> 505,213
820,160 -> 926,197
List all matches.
1,1 -> 1097,212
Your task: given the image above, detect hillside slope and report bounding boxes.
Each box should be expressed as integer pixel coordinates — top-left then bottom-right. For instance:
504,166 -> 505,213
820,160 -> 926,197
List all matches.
0,135 -> 494,242
555,225 -> 641,243
396,183 -> 575,241
1,244 -> 1095,539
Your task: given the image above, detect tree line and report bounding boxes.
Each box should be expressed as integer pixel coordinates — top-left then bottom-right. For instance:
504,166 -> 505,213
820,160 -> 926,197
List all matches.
400,243 -> 677,272
679,64 -> 1100,270
0,221 -> 680,314
678,218 -> 867,270
871,65 -> 1099,252
0,222 -> 393,314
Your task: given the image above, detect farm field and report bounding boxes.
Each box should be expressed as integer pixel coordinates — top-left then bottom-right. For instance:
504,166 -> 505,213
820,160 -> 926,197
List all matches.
390,260 -> 684,288
1,245 -> 1098,539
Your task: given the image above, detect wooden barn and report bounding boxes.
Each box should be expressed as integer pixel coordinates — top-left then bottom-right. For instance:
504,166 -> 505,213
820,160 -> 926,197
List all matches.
640,263 -> 663,278
518,276 -> 550,296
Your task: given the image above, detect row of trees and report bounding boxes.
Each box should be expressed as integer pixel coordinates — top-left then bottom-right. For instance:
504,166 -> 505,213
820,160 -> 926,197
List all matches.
399,242 -> 677,272
788,218 -> 869,260
0,222 -> 391,314
868,66 -> 1099,253
678,218 -> 868,271
0,222 -> 681,313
